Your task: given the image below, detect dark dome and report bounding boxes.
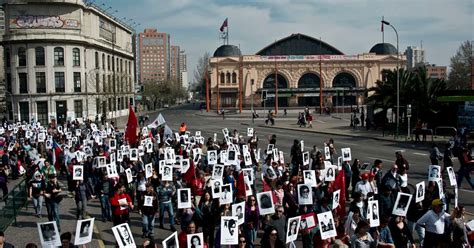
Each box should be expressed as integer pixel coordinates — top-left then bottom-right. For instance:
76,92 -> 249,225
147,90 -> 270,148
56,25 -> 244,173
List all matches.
213,45 -> 242,57
369,43 -> 397,55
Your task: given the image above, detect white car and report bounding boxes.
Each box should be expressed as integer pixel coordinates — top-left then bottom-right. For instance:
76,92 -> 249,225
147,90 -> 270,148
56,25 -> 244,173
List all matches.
164,104 -> 169,108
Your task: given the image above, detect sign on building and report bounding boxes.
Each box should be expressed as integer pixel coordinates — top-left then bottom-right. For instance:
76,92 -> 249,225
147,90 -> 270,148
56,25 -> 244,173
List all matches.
10,15 -> 80,29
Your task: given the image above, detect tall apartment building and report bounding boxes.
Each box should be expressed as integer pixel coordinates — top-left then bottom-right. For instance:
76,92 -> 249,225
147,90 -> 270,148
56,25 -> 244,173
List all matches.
2,0 -> 135,122
405,46 -> 425,69
426,64 -> 447,80
179,50 -> 187,88
138,28 -> 170,83
0,6 -> 6,116
170,45 -> 180,83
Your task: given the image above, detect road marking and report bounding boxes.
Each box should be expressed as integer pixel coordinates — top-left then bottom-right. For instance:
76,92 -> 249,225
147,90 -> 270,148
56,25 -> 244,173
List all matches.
459,189 -> 474,194
367,156 -> 392,163
338,141 -> 358,146
413,152 -> 428,156
316,120 -> 325,123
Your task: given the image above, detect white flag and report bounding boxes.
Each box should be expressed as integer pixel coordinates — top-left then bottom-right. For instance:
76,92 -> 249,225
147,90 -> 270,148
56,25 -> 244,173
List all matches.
148,113 -> 166,129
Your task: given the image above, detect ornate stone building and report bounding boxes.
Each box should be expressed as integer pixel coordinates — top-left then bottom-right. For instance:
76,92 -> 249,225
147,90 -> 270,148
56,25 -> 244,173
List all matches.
209,33 -> 405,110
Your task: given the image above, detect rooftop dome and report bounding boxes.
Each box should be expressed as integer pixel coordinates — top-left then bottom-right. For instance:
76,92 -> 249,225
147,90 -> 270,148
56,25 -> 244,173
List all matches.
369,43 -> 397,55
213,45 -> 242,57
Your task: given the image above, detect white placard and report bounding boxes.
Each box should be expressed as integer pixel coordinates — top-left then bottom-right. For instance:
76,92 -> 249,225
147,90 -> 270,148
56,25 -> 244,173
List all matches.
286,216 -> 301,243
341,148 -> 351,162
145,163 -> 153,179
298,184 -> 313,205
415,181 -> 425,203
178,188 -> 192,209
74,218 -> 94,245
219,184 -> 233,205
392,192 -> 413,217
303,170 -> 317,187
367,200 -> 380,227
220,216 -> 239,245
317,211 -> 337,240
332,190 -> 340,210
257,191 -> 275,216
187,233 -> 204,248
162,231 -> 178,248
232,201 -> 245,226
428,165 -> 441,181
447,167 -> 457,186
111,223 -> 136,248
73,165 -> 84,181
37,221 -> 61,247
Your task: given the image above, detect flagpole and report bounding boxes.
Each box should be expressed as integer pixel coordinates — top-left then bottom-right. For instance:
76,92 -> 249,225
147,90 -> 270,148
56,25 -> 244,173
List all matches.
319,37 -> 323,115
226,20 -> 229,45
382,16 -> 385,43
274,55 -> 278,115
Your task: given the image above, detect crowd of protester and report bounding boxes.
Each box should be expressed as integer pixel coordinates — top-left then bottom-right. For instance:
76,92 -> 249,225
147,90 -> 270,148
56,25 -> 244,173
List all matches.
0,114 -> 472,248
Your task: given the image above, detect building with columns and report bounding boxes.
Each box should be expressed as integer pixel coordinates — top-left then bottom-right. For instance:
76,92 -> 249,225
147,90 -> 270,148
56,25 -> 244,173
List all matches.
2,0 -> 135,123
209,33 -> 405,111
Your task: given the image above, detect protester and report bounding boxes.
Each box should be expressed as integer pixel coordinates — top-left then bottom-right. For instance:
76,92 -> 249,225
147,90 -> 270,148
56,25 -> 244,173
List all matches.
416,199 -> 451,248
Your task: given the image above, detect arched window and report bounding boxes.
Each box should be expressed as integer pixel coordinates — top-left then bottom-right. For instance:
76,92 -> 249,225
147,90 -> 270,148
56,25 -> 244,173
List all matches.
35,47 -> 45,66
18,47 -> 27,66
95,52 -> 99,69
107,55 -> 111,71
226,72 -> 231,84
332,72 -> 356,88
298,73 -> 320,88
73,48 -> 80,66
54,47 -> 64,66
262,74 -> 288,89
220,72 -> 225,85
232,72 -> 237,84
5,48 -> 10,68
102,54 -> 105,69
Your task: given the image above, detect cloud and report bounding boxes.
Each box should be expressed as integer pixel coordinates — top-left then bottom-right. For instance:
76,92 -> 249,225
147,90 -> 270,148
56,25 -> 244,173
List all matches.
109,0 -> 472,84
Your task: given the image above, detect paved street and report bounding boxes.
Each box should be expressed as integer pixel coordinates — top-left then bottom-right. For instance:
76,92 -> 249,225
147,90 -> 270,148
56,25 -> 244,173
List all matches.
3,104 -> 473,247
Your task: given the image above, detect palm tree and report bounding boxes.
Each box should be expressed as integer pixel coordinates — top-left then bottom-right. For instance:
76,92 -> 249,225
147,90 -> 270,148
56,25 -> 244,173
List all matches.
410,66 -> 447,121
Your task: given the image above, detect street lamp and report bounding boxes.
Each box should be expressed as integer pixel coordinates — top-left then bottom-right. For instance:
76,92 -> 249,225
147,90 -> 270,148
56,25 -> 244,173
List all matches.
382,20 -> 400,138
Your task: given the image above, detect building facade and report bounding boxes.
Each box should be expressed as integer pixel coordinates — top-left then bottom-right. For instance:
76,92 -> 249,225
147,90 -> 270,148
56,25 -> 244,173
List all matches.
2,0 -> 135,123
209,33 -> 405,109
179,50 -> 187,88
138,28 -> 170,83
405,46 -> 425,69
426,64 -> 447,80
0,6 -> 5,116
170,45 -> 180,83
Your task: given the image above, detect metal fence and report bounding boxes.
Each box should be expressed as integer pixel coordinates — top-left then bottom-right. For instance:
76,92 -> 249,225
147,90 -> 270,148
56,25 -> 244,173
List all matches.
0,178 -> 28,232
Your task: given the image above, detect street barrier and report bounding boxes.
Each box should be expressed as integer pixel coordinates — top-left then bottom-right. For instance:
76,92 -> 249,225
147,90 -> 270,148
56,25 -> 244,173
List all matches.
0,178 -> 28,232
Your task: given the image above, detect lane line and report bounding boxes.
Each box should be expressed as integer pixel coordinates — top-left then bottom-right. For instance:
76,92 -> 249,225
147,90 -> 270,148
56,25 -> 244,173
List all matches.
367,156 -> 393,163
413,152 -> 428,156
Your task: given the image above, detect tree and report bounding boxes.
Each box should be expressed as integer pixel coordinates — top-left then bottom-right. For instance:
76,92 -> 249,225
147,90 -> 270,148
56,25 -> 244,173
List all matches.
142,81 -> 162,110
448,40 -> 472,89
193,52 -> 210,97
142,80 -> 186,110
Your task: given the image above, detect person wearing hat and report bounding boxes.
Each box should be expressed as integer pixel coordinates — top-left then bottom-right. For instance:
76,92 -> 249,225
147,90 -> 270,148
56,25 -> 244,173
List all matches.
416,199 -> 451,248
354,172 -> 373,200
28,171 -> 45,218
0,231 -> 14,248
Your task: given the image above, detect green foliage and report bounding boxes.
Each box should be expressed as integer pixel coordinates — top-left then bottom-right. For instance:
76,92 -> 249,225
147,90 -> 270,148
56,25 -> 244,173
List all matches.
142,80 -> 186,110
367,66 -> 447,123
448,40 -> 472,89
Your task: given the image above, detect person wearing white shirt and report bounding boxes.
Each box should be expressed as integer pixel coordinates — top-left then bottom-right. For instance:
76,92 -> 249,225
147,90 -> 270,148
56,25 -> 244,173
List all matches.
416,199 -> 451,248
354,173 -> 373,199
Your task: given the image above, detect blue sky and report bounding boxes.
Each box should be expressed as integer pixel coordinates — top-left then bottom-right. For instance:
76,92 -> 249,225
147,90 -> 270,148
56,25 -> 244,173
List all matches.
106,0 -> 472,84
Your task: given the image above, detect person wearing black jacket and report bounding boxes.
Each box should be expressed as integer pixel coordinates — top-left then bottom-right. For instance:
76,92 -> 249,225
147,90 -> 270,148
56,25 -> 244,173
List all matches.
139,183 -> 159,238
95,174 -> 114,222
44,174 -> 62,231
74,180 -> 95,220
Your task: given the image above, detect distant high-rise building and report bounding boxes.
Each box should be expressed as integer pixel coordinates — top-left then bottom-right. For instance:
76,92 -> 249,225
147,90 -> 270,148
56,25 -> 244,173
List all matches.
138,28 -> 170,83
179,50 -> 187,88
0,6 -> 6,116
426,64 -> 447,80
170,45 -> 180,83
405,46 -> 425,69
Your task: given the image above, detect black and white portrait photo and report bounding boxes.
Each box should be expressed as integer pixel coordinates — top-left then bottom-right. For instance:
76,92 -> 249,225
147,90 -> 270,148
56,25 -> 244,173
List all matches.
242,168 -> 254,185
129,148 -> 138,161
447,167 -> 457,186
324,145 -> 331,161
341,147 -> 351,162
266,144 -> 274,155
97,156 -> 106,168
392,192 -> 413,217
37,221 -> 61,247
207,150 -> 218,165
73,165 -> 84,181
165,148 -> 176,164
247,127 -> 254,137
112,223 -> 136,248
178,188 -> 192,209
324,166 -> 336,182
74,218 -> 94,245
106,163 -> 118,178
232,201 -> 245,226
162,165 -> 173,181
257,191 -> 275,216
109,139 -> 116,150
212,164 -> 224,179
332,190 -> 340,210
303,152 -> 310,166
220,184 -> 233,205
428,165 -> 441,181
243,151 -> 252,166
298,184 -> 313,205
368,200 -> 380,227
181,159 -> 190,173
187,232 -> 204,248
299,213 -> 316,231
125,168 -> 133,184
317,211 -> 337,240
145,163 -> 153,179
144,195 -> 153,207
227,149 -> 237,163
415,181 -> 425,203
162,231 -> 178,248
220,216 -> 238,245
264,165 -> 277,180
286,216 -> 301,243
211,179 -> 222,199
303,170 -> 317,187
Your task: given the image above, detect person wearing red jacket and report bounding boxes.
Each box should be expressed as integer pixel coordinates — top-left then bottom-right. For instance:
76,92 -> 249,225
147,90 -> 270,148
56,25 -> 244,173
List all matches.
178,221 -> 208,248
190,171 -> 205,206
109,183 -> 134,225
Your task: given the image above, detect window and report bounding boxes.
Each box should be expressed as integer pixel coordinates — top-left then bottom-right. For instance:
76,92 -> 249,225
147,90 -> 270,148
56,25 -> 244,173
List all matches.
232,72 -> 237,84
6,73 -> 11,92
36,72 -> 46,93
72,48 -> 80,66
5,48 -> 10,68
103,75 -> 106,92
95,52 -> 99,69
55,72 -> 65,92
19,73 -> 28,93
102,54 -> 105,69
74,72 -> 81,92
19,102 -> 29,122
96,98 -> 101,114
35,47 -> 45,66
107,55 -> 111,70
96,73 -> 100,93
36,101 -> 48,125
74,100 -> 83,118
54,47 -> 64,66
220,72 -> 225,84
18,47 -> 26,66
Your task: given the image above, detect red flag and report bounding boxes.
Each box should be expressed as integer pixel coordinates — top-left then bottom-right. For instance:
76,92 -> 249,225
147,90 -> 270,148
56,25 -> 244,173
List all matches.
125,105 -> 138,147
236,171 -> 247,199
329,170 -> 346,217
219,18 -> 228,32
182,160 -> 196,183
